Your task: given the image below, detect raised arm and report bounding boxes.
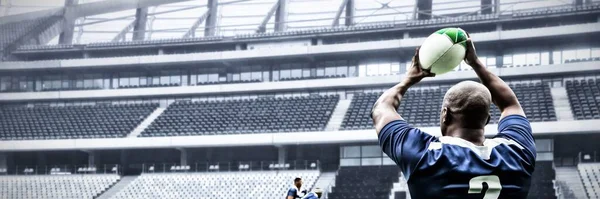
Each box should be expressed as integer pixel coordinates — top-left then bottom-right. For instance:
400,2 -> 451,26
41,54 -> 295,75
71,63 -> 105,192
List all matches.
464,38 -> 525,120
371,49 -> 434,135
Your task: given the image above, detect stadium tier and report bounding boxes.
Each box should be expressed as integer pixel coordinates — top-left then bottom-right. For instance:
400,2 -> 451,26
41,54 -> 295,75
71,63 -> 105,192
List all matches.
328,166 -> 400,199
566,79 -> 600,120
0,17 -> 49,51
578,163 -> 600,199
140,95 -> 338,137
112,170 -> 319,199
0,174 -> 119,199
341,82 -> 556,130
0,103 -> 158,140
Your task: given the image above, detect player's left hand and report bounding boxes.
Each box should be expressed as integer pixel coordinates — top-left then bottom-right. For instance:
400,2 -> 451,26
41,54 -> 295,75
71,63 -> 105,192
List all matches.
403,47 -> 435,86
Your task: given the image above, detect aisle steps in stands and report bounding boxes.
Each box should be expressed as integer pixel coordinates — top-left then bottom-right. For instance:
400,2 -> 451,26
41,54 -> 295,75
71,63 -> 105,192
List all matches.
578,163 -> 600,199
325,97 -> 353,131
97,175 -> 138,199
390,173 -> 410,199
555,167 -> 587,199
312,171 -> 336,198
551,87 -> 574,121
128,107 -> 164,137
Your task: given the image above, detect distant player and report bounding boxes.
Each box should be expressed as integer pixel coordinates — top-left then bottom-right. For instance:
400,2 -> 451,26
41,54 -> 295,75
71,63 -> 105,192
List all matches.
286,177 -> 307,199
371,38 -> 536,198
302,188 -> 323,199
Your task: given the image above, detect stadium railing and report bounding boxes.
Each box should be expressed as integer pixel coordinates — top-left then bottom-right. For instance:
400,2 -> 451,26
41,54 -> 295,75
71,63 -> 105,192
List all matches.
140,160 -> 320,173
4,164 -> 121,175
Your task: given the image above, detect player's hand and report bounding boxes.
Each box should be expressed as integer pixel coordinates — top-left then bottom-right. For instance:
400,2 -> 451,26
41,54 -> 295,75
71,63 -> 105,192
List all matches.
403,47 -> 435,86
464,32 -> 482,67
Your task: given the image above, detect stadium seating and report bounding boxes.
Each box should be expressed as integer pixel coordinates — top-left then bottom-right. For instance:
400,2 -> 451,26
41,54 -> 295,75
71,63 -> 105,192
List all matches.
0,174 -> 119,199
193,79 -> 261,85
279,75 -> 346,82
407,14 -> 498,27
528,161 -> 557,199
140,95 -> 338,137
513,2 -> 600,17
578,163 -> 600,199
118,83 -> 180,89
328,166 -> 400,199
0,103 -> 158,140
112,170 -> 319,199
341,82 -> 556,130
0,18 -> 48,51
565,79 -> 600,120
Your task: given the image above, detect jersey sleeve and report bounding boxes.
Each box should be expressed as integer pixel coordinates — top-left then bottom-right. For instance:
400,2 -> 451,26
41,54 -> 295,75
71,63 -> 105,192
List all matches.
494,115 -> 536,163
287,188 -> 297,197
378,120 -> 437,179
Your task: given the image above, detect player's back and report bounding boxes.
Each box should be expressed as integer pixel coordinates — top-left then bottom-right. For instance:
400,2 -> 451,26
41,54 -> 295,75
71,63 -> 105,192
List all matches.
379,115 -> 536,199
408,136 -> 534,198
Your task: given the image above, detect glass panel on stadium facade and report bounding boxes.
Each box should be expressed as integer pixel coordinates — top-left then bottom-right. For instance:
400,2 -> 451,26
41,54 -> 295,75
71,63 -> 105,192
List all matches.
361,145 -> 383,158
361,158 -> 383,166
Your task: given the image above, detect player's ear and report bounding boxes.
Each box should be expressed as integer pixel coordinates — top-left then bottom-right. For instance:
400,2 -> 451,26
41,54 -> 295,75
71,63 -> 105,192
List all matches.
485,114 -> 490,125
441,107 -> 450,124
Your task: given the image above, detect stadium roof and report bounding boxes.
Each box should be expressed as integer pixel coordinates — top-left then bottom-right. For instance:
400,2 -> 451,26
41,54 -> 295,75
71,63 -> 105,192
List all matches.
0,0 -> 582,44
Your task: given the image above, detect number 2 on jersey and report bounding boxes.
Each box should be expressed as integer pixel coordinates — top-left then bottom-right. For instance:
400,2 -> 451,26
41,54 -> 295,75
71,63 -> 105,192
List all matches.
468,175 -> 502,199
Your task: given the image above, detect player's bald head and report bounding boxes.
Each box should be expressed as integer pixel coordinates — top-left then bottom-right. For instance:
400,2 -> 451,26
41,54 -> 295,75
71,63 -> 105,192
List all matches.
441,81 -> 492,129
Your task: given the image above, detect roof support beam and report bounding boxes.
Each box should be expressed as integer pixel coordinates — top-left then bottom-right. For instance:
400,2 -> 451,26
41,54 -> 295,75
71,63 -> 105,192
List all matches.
132,7 -> 148,41
274,0 -> 288,32
257,1 -> 280,33
183,10 -> 209,38
345,0 -> 354,26
112,20 -> 135,42
332,0 -> 348,27
204,0 -> 218,37
58,0 -> 79,45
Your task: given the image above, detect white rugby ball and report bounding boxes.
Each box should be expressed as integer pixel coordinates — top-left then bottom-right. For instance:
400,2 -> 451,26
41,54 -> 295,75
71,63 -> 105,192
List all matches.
418,27 -> 468,75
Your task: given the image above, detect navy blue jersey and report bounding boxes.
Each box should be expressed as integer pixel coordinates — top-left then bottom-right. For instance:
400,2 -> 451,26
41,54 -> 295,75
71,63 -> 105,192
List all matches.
287,186 -> 307,199
302,192 -> 319,199
379,115 -> 536,199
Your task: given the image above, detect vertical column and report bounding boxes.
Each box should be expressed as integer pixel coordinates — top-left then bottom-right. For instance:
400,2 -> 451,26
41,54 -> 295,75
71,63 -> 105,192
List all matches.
574,0 -> 583,6
205,0 -> 218,36
278,146 -> 287,164
87,151 -> 95,166
58,0 -> 78,45
416,0 -> 432,20
496,45 -> 504,68
0,152 -> 7,169
133,7 -> 148,41
494,0 -> 501,15
345,0 -> 354,26
275,0 -> 288,32
481,0 -> 493,14
178,148 -> 188,166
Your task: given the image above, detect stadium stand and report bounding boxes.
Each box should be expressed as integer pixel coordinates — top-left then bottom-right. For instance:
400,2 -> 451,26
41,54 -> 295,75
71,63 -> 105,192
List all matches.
111,170 -> 319,199
0,103 -> 158,140
578,163 -> 600,199
406,14 -> 498,26
529,161 -> 557,199
140,95 -> 338,137
328,166 -> 400,199
565,79 -> 600,120
193,79 -> 261,85
0,174 -> 119,199
0,18 -> 47,51
119,83 -> 180,89
512,2 -> 600,17
278,75 -> 346,82
341,82 -> 556,130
